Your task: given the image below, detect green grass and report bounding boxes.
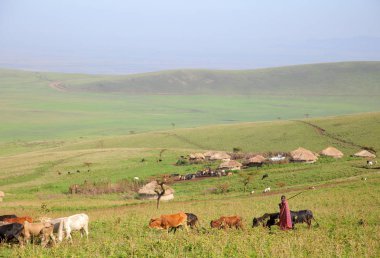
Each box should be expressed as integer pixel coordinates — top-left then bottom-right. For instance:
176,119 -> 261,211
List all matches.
1,61 -> 380,142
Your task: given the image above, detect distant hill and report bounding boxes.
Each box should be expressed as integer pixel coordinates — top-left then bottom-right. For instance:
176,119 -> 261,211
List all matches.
1,61 -> 380,96
55,61 -> 380,95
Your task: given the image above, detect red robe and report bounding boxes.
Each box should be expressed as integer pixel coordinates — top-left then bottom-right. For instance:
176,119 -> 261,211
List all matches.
279,200 -> 292,230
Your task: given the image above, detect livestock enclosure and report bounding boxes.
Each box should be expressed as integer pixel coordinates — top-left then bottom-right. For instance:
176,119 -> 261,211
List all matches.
0,112 -> 379,257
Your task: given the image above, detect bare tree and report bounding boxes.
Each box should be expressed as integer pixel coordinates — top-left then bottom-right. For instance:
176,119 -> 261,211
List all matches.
154,180 -> 166,209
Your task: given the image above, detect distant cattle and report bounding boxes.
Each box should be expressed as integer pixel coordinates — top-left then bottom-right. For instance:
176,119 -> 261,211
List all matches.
58,213 -> 89,242
149,212 -> 188,233
263,187 -> 271,193
4,216 -> 33,224
0,215 -> 17,222
22,221 -> 55,247
367,160 -> 377,166
210,216 -> 243,230
0,223 -> 23,243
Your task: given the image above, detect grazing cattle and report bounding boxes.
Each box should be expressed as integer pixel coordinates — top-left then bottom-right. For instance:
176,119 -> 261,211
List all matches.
263,187 -> 271,193
185,213 -> 199,229
252,210 -> 317,229
0,215 -> 17,222
4,216 -> 33,224
58,213 -> 89,242
291,210 -> 318,229
262,174 -> 268,180
133,177 -> 139,180
149,212 -> 188,233
252,213 -> 279,229
0,223 -> 23,243
22,221 -> 55,247
210,216 -> 243,230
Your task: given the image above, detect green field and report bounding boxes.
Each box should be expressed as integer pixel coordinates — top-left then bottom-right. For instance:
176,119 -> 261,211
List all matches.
1,61 -> 380,142
0,63 -> 379,257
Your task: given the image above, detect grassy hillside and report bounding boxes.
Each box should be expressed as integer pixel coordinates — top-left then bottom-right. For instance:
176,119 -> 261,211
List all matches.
2,61 -> 380,95
0,112 -> 379,257
1,62 -> 380,141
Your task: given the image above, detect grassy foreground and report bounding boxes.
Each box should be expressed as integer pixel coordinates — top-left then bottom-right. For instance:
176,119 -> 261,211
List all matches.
0,112 -> 379,257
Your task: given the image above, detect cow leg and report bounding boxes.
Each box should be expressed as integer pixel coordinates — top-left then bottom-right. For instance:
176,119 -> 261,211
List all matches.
50,233 -> 56,245
84,224 -> 89,239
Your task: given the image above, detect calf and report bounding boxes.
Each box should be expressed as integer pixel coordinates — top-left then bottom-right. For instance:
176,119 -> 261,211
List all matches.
185,213 -> 199,229
0,223 -> 23,243
22,221 -> 55,247
210,216 -> 243,230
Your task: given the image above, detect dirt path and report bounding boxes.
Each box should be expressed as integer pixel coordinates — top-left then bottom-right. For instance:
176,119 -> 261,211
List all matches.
48,81 -> 67,92
294,120 -> 376,152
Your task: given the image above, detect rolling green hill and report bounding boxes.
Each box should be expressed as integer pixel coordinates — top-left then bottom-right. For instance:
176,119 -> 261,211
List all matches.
1,61 -> 380,142
1,61 -> 380,95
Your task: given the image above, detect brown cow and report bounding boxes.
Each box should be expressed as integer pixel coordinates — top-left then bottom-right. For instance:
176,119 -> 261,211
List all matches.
22,221 -> 56,247
4,216 -> 33,224
210,216 -> 243,230
149,212 -> 188,233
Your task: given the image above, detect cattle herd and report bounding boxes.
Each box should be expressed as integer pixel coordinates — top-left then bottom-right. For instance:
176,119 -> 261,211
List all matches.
0,209 -> 317,247
0,213 -> 88,247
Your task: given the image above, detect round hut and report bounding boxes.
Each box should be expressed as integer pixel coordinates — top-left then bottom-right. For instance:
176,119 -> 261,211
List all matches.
320,147 -> 344,158
290,147 -> 318,163
210,152 -> 231,161
189,153 -> 205,162
138,181 -> 174,201
353,150 -> 376,158
218,160 -> 242,171
245,155 -> 266,166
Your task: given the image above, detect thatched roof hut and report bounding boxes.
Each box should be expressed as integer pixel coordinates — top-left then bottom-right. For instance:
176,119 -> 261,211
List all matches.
203,151 -> 217,159
138,181 -> 174,201
209,152 -> 231,161
247,155 -> 266,164
320,147 -> 344,158
189,153 -> 205,161
353,150 -> 376,158
290,147 -> 318,163
218,160 -> 242,171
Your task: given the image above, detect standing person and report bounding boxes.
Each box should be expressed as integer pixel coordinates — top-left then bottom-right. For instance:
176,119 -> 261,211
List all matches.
279,195 -> 292,230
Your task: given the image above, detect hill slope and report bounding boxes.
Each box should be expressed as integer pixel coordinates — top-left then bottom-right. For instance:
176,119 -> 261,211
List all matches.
1,61 -> 380,95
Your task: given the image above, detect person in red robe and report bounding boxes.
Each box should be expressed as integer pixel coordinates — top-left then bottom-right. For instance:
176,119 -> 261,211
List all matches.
279,195 -> 292,230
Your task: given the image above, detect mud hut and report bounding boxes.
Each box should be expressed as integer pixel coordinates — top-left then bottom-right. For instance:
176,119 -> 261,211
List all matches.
245,155 -> 266,166
189,153 -> 205,161
290,147 -> 318,163
320,147 -> 344,158
218,160 -> 242,171
209,152 -> 231,161
353,150 -> 376,158
138,181 -> 174,201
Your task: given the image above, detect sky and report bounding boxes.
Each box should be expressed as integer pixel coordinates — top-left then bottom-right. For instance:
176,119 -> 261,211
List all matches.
0,0 -> 379,74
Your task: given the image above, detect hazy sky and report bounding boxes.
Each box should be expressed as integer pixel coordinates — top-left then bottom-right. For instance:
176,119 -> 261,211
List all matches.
0,0 -> 379,74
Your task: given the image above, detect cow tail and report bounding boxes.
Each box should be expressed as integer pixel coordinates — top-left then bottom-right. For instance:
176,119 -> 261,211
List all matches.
58,219 -> 64,242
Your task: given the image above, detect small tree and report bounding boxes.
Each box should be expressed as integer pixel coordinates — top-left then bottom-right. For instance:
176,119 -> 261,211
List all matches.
239,172 -> 254,192
154,180 -> 166,209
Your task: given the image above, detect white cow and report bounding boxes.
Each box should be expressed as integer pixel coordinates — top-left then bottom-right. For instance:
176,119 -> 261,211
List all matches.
58,213 -> 89,242
263,187 -> 271,193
